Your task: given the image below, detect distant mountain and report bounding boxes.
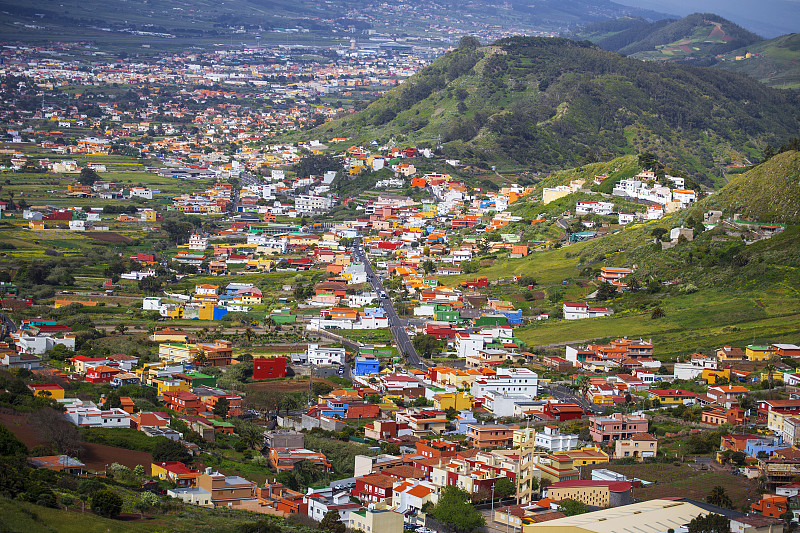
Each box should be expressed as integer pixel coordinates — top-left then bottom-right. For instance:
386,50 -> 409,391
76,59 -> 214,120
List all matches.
310,37 -> 800,186
569,13 -> 762,65
0,0 -> 671,48
714,33 -> 800,88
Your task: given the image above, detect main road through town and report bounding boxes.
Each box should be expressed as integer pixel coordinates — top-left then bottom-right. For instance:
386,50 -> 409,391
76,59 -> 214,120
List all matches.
353,240 -> 423,369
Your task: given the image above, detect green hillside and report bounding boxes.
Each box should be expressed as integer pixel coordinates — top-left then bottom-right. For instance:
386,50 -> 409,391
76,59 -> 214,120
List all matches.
311,37 -> 800,186
446,152 -> 800,358
715,33 -> 800,88
697,149 -> 800,224
569,13 -> 762,64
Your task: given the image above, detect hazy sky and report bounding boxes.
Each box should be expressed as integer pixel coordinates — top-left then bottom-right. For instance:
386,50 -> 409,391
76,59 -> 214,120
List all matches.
616,0 -> 800,37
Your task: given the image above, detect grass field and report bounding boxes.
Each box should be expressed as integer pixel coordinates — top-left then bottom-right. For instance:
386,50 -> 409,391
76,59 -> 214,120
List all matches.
516,286 -> 800,359
589,463 -> 758,511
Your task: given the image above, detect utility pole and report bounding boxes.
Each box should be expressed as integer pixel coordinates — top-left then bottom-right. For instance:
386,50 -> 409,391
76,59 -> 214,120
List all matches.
491,482 -> 496,520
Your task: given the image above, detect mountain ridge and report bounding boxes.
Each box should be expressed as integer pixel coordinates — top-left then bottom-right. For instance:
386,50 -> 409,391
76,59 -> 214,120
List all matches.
310,37 -> 800,186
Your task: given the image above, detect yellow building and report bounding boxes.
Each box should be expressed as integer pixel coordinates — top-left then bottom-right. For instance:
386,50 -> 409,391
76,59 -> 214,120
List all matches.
555,446 -> 609,468
433,392 -> 472,411
746,345 -> 773,361
768,410 -> 791,434
159,343 -> 199,364
349,508 -> 403,533
155,378 -> 190,399
702,368 -> 731,385
28,384 -> 65,399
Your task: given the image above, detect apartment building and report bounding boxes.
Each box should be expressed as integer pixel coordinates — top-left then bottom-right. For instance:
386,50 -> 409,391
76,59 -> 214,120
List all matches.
470,368 -> 538,399
466,424 -> 520,449
589,413 -> 649,443
547,480 -> 633,508
196,468 -> 257,507
348,508 -> 403,533
614,434 -> 658,460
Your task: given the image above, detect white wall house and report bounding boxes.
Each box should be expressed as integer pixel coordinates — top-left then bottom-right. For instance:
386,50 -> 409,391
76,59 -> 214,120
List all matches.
307,343 -> 346,366
534,425 -> 579,452
471,368 -> 538,398
563,302 -> 613,320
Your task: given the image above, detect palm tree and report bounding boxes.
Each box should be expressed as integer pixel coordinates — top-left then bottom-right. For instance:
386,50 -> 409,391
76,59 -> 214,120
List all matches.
577,376 -> 590,402
765,363 -> 776,398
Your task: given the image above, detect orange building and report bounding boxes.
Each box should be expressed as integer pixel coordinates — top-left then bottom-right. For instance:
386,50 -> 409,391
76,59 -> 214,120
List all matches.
751,495 -> 788,517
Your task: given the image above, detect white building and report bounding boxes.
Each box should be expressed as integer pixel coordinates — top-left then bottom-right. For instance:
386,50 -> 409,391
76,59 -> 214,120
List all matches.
455,332 -> 491,359
295,195 -> 334,214
129,187 -> 154,200
62,399 -> 131,428
618,213 -> 635,225
347,292 -> 378,307
673,355 -> 718,380
562,302 -> 614,320
307,343 -> 346,366
534,425 -> 579,452
304,487 -> 359,522
470,368 -> 538,398
14,334 -> 75,355
188,234 -> 209,251
576,201 -> 614,216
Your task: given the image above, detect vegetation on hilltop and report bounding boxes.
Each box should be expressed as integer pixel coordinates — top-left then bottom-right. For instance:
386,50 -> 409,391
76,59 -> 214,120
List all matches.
716,32 -> 800,88
312,37 -> 800,185
571,13 -> 762,64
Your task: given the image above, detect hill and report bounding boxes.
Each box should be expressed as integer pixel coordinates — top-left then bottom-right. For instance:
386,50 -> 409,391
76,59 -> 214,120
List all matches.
311,37 -> 800,186
569,13 -> 762,65
715,33 -> 800,88
697,149 -> 800,224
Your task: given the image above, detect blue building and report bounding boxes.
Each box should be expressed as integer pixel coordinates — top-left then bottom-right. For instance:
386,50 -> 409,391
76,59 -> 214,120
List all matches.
453,410 -> 477,435
320,400 -> 348,419
353,356 -> 379,376
498,309 -> 523,325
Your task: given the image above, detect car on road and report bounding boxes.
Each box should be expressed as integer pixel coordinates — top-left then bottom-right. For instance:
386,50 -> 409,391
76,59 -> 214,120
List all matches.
379,291 -> 387,299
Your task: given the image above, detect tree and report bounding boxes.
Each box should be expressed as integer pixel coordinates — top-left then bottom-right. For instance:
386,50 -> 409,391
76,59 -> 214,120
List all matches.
458,35 -> 481,50
651,307 -> 665,319
0,424 -> 27,456
421,259 -> 435,275
494,478 -> 515,499
31,407 -> 84,458
152,438 -> 191,463
135,491 -> 160,518
91,489 -> 122,518
687,513 -> 730,533
595,282 -> 618,301
433,486 -> 486,533
706,486 -> 733,509
651,228 -> 668,240
138,276 -> 162,294
320,510 -> 346,533
558,499 -> 588,517
78,168 -> 99,185
213,397 -> 230,419
413,333 -> 442,358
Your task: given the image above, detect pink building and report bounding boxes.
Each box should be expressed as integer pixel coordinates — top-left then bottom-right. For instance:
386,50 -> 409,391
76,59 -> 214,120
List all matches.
588,413 -> 649,443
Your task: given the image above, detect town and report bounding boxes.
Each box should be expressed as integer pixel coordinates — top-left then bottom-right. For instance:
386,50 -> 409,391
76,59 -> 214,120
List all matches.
1,12 -> 800,533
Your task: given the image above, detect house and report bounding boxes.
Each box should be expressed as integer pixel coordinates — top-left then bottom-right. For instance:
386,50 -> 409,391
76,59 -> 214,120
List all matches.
27,383 -> 65,399
646,389 -> 697,406
352,473 -> 395,503
466,424 -> 520,448
197,467 -> 257,507
716,346 -> 746,362
85,365 -> 120,383
253,357 -> 286,380
354,355 -> 380,376
162,391 -> 202,415
534,425 -> 579,452
63,399 -> 131,428
751,495 -> 789,518
729,516 -> 785,533
589,413 -> 649,443
707,385 -> 749,408
702,407 -> 745,426
307,344 -> 345,366
304,487 -> 361,522
614,433 -> 658,460
29,455 -> 86,475
562,302 -> 613,320
151,461 -> 201,487
348,508 -> 403,533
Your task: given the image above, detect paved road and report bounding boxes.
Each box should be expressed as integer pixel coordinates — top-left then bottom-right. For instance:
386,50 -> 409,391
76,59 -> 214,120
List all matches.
353,240 -> 423,369
549,383 -> 605,414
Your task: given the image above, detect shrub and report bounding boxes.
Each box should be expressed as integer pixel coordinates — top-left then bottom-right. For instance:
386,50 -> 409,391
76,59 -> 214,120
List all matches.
91,489 -> 123,518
